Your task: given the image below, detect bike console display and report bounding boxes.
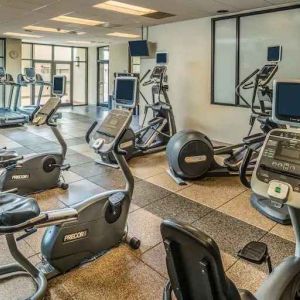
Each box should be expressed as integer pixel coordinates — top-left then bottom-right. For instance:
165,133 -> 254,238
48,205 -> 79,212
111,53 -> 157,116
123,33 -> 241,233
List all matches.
252,80 -> 300,209
114,77 -> 138,108
32,97 -> 60,126
91,109 -> 132,153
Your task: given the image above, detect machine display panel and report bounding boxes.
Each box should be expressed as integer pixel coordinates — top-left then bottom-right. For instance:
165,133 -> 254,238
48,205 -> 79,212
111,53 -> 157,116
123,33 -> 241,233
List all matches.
115,77 -> 137,108
53,75 -> 66,96
267,46 -> 282,62
273,81 -> 300,126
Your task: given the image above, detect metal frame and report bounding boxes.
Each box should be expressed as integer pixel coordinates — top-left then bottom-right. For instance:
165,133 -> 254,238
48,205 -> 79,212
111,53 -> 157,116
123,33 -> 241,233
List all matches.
211,4 -> 300,107
21,42 -> 88,106
97,46 -> 110,107
0,39 -> 6,102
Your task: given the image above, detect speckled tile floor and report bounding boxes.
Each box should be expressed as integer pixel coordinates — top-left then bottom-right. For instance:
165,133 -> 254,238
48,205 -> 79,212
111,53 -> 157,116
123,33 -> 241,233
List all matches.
0,106 -> 296,299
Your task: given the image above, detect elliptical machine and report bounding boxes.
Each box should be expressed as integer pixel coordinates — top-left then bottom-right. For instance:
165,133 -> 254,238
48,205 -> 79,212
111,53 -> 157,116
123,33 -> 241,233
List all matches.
0,107 -> 140,299
167,46 -> 281,185
0,76 -> 69,195
161,80 -> 300,300
87,65 -> 176,167
239,79 -> 294,225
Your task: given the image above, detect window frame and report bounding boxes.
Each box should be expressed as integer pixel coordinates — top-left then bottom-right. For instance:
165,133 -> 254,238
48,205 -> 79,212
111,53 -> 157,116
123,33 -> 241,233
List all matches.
211,4 -> 300,107
21,42 -> 88,106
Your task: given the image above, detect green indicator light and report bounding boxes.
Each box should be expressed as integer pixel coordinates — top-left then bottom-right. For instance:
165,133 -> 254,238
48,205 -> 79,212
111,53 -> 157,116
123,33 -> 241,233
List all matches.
275,187 -> 281,193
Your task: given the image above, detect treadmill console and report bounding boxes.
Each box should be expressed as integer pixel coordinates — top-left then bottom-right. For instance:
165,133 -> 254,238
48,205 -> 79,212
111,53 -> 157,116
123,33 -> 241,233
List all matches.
24,68 -> 36,82
258,64 -> 278,86
151,66 -> 167,80
252,129 -> 300,207
90,109 -> 132,153
32,97 -> 60,126
252,80 -> 300,208
0,67 -> 5,80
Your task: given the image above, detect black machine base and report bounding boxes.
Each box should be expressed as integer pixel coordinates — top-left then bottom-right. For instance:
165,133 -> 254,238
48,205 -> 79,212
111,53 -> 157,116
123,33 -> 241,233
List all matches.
250,193 -> 291,225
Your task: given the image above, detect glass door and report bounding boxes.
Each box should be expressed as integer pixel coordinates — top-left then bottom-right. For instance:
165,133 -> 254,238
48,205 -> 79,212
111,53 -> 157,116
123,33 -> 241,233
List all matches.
98,61 -> 109,106
97,46 -> 109,107
54,62 -> 72,105
33,61 -> 52,105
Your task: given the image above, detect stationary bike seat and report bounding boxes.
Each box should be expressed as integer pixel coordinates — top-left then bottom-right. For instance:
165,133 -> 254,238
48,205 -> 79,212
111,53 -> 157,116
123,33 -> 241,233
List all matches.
0,193 -> 40,226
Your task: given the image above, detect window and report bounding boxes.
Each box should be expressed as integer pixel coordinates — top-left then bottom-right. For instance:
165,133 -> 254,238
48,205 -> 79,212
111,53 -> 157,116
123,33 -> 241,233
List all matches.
33,44 -> 52,60
21,43 -> 88,106
0,39 -> 5,103
73,47 -> 86,61
22,43 -> 32,60
21,60 -> 32,106
213,19 -> 237,105
97,46 -> 110,106
54,46 -> 72,61
212,5 -> 300,106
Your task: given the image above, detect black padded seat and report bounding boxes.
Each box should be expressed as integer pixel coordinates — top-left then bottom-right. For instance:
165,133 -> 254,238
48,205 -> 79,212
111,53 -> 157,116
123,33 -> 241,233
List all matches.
161,219 -> 256,300
0,193 -> 40,226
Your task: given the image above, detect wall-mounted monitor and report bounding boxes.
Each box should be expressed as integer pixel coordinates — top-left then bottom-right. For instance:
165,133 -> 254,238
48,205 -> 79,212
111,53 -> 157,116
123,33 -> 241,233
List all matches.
53,75 -> 66,97
156,52 -> 168,65
129,40 -> 157,58
273,80 -> 300,127
129,40 -> 149,57
267,46 -> 282,62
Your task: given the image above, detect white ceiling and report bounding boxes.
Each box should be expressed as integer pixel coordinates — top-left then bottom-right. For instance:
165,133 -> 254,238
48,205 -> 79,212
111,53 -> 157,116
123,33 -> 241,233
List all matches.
0,0 -> 298,46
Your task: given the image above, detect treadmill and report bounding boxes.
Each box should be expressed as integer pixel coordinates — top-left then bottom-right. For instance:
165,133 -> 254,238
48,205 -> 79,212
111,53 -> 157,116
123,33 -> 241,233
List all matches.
0,67 -> 28,127
15,68 -> 61,121
15,68 -> 51,120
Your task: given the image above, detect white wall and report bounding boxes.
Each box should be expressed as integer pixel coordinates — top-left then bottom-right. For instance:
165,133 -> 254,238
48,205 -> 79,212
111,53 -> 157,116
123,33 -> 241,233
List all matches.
88,44 -> 129,105
88,46 -> 97,105
109,43 -> 129,94
5,38 -> 22,78
140,17 -> 254,144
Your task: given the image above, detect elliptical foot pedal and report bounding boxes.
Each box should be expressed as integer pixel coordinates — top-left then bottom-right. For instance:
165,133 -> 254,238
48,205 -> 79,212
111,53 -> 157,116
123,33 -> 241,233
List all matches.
238,241 -> 273,273
61,164 -> 71,171
123,234 -> 141,250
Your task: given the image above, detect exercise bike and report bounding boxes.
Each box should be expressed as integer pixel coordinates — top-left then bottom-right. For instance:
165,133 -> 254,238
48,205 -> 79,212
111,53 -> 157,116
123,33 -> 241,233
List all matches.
0,107 -> 140,299
88,65 -> 176,167
167,47 -> 280,185
161,80 -> 300,300
0,86 -> 69,195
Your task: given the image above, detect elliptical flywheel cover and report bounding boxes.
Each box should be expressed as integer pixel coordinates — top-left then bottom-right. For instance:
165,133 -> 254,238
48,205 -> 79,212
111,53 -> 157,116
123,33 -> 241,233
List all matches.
166,130 -> 214,179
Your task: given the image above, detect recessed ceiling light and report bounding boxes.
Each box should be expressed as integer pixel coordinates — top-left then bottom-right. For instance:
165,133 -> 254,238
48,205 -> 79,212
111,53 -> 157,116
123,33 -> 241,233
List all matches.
107,32 -> 140,38
24,25 -> 69,33
77,32 -> 86,35
4,32 -> 43,38
52,15 -> 104,26
67,40 -> 92,45
94,1 -> 156,16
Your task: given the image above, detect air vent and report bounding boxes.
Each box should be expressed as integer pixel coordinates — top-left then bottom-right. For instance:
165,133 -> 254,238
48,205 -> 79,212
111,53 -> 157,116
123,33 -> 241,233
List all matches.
143,12 -> 175,19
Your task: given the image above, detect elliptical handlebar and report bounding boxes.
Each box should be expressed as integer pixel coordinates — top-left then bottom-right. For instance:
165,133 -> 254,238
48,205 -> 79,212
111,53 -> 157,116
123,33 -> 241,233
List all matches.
0,208 -> 78,234
140,69 -> 151,84
235,68 -> 260,108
